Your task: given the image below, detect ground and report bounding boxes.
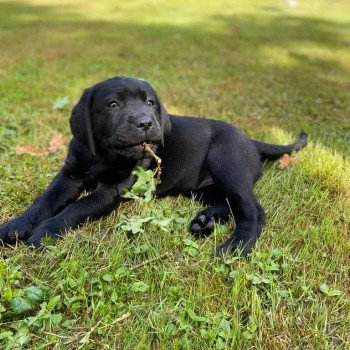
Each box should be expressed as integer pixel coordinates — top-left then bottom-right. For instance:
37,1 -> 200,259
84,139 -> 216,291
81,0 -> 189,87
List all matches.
0,0 -> 349,349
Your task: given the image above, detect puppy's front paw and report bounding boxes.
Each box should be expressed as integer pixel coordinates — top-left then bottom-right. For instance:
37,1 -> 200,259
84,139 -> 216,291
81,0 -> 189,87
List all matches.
0,222 -> 12,244
190,214 -> 216,239
26,221 -> 64,248
0,217 -> 36,244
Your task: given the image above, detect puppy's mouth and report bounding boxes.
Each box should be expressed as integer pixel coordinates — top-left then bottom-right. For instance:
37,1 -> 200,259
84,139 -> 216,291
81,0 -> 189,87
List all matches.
98,137 -> 161,160
118,140 -> 160,150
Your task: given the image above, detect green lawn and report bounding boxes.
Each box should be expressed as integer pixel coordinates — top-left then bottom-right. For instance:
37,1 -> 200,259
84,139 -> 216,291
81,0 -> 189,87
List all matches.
0,0 -> 349,349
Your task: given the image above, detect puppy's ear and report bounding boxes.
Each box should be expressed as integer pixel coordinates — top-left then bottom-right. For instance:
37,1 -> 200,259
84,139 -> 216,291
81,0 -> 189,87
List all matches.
158,98 -> 171,144
70,88 -> 96,155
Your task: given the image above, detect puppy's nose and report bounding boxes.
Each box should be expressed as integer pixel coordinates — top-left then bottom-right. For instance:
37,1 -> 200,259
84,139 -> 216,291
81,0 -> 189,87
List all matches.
135,116 -> 153,132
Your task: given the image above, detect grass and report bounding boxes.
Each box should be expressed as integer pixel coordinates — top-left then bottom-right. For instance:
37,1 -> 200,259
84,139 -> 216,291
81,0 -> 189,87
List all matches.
0,0 -> 349,348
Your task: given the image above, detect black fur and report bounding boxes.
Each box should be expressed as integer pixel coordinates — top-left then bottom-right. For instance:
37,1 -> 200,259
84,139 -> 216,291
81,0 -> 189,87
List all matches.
0,77 -> 308,256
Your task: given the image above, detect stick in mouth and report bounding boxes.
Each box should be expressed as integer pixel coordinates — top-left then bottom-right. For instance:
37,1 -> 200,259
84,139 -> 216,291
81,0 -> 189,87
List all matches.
142,142 -> 162,183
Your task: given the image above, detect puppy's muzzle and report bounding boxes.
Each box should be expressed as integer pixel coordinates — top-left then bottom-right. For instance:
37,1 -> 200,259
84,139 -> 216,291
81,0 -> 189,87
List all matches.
132,114 -> 153,132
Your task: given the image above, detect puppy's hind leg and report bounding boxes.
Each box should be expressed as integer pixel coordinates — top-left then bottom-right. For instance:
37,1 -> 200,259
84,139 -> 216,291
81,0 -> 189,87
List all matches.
189,185 -> 231,239
206,147 -> 264,257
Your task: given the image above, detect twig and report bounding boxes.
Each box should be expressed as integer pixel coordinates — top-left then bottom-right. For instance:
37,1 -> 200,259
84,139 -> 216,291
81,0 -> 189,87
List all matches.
77,319 -> 103,349
100,312 -> 131,328
43,332 -> 72,339
143,142 -> 162,182
130,252 -> 171,271
61,313 -> 131,346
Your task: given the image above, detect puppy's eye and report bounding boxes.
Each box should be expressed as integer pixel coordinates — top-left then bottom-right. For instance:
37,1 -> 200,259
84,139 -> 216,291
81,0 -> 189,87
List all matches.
147,100 -> 154,107
108,101 -> 119,108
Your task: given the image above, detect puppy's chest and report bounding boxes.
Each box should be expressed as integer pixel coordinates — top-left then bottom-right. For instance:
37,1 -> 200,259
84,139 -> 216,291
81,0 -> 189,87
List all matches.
86,160 -> 136,184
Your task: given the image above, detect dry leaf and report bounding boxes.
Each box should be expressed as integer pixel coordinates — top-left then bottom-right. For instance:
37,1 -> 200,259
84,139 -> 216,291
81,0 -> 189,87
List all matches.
15,144 -> 49,157
15,133 -> 66,157
289,154 -> 299,165
230,24 -> 240,33
48,134 -> 66,153
278,153 -> 300,170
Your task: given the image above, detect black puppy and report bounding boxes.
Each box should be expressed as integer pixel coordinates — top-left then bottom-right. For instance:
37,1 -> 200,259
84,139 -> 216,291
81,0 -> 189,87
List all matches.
0,77 -> 307,256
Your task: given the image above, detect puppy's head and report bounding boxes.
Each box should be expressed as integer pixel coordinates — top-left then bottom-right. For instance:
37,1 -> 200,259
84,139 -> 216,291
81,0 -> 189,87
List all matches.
70,77 -> 171,160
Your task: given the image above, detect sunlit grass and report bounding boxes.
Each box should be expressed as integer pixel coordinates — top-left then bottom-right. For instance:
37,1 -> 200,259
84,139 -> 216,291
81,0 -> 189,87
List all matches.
0,0 -> 349,349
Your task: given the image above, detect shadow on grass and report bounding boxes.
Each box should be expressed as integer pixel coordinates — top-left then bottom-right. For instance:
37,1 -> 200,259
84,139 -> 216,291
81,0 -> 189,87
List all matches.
0,1 -> 349,154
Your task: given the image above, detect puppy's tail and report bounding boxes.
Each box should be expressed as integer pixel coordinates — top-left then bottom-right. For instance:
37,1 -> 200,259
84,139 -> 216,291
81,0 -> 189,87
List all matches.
253,131 -> 308,161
